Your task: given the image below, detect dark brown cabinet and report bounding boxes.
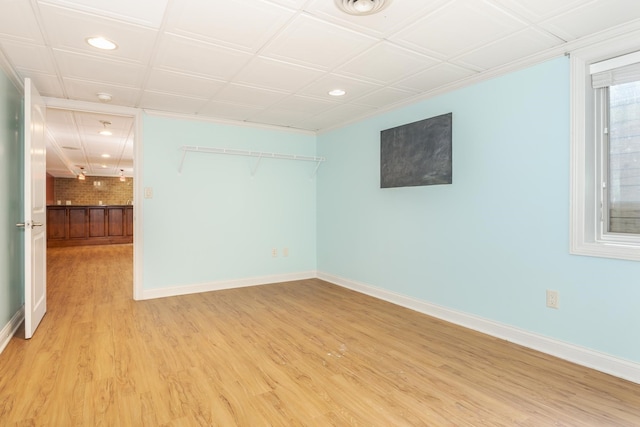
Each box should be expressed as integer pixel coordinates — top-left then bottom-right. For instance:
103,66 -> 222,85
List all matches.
47,205 -> 133,247
107,207 -> 125,237
47,207 -> 66,241
69,207 -> 87,239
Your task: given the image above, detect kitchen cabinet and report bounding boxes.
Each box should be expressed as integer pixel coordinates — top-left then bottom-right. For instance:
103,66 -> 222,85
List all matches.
46,205 -> 133,247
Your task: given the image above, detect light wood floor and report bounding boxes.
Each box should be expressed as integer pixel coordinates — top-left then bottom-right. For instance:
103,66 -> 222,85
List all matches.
1,245 -> 640,426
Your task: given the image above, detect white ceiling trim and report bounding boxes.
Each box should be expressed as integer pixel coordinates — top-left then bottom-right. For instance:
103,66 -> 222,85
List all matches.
143,108 -> 316,136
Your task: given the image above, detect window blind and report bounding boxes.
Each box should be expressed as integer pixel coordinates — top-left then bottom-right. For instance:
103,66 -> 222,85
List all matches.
590,50 -> 640,88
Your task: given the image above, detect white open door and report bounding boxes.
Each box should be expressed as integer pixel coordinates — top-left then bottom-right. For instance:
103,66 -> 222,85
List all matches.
22,78 -> 47,339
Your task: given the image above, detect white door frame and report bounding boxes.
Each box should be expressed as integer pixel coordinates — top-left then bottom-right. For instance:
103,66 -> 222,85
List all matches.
43,97 -> 144,300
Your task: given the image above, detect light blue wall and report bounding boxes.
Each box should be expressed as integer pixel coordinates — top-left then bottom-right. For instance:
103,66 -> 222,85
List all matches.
142,115 -> 317,289
317,57 -> 640,363
0,68 -> 24,328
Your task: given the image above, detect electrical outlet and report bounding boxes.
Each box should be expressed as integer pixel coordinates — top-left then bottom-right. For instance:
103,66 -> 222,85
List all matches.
271,248 -> 278,258
546,289 -> 559,309
144,187 -> 153,199
283,247 -> 289,257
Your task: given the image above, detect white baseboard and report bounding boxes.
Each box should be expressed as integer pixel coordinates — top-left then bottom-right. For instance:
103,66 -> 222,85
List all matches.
141,270 -> 317,300
317,272 -> 640,385
0,306 -> 24,355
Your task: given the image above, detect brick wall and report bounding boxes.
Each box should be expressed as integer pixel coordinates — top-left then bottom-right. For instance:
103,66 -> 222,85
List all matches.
53,177 -> 134,205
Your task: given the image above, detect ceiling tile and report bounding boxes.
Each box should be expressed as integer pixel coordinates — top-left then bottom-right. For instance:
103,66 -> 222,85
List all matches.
54,49 -> 146,86
351,87 -> 418,108
233,56 -> 324,92
214,84 -> 289,108
537,0 -> 640,41
270,95 -> 338,115
38,3 -> 159,64
247,108 -> 317,129
62,77 -> 141,105
489,0 -> 594,22
46,109 -> 81,144
165,0 -> 295,52
198,100 -> 265,122
154,34 -> 253,80
390,0 -> 526,58
38,0 -> 169,28
145,69 -> 226,98
263,0 -> 307,9
454,27 -> 564,71
260,14 -> 377,70
75,111 -> 132,134
293,103 -> 377,131
17,70 -> 64,97
139,91 -> 209,115
396,63 -> 477,93
0,40 -> 56,74
0,0 -> 43,43
298,73 -> 382,100
337,41 -> 439,84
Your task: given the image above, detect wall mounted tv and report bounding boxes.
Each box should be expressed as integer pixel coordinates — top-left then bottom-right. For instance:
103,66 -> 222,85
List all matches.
380,113 -> 452,189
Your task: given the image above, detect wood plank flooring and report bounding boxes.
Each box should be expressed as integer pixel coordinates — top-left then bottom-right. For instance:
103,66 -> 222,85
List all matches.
1,245 -> 639,425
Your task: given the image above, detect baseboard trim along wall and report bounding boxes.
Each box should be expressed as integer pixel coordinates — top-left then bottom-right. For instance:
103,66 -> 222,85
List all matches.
141,271 -> 318,300
317,272 -> 640,386
0,306 -> 24,355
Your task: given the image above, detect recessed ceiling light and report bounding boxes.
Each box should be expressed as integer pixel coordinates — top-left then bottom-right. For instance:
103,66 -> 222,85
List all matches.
101,154 -> 111,158
86,36 -> 118,50
329,89 -> 346,97
334,0 -> 391,16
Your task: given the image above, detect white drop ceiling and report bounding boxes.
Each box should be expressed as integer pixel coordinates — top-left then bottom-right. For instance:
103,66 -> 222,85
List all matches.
1,0 -> 640,177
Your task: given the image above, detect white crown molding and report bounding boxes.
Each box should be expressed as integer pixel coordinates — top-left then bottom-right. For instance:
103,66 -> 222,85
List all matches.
143,108 -> 317,136
0,306 -> 24,355
140,271 -> 317,300
317,271 -> 640,385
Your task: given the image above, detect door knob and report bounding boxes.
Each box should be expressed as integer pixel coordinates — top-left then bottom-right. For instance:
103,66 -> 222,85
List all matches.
31,222 -> 43,228
16,222 -> 25,228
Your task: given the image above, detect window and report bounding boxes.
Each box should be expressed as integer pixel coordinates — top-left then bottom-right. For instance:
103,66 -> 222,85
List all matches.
570,38 -> 640,261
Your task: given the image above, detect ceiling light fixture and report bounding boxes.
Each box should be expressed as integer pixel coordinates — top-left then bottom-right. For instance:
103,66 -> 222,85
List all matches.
99,120 -> 112,136
329,89 -> 346,97
119,169 -> 126,182
86,36 -> 118,50
334,0 -> 391,16
78,167 -> 86,180
97,92 -> 112,103
101,154 -> 110,158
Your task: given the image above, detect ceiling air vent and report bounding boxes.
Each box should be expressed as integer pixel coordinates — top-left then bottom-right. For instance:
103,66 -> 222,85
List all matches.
334,0 -> 391,16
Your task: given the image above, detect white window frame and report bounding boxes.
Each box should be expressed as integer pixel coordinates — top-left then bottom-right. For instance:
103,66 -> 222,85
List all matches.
570,35 -> 640,262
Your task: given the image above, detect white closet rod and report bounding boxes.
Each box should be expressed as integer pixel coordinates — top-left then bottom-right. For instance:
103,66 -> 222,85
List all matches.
178,145 -> 326,176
